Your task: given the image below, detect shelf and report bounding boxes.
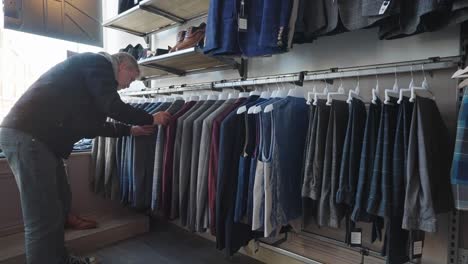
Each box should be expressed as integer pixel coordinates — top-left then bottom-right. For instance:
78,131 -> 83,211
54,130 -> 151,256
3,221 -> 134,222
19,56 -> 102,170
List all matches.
103,0 -> 210,36
138,47 -> 239,80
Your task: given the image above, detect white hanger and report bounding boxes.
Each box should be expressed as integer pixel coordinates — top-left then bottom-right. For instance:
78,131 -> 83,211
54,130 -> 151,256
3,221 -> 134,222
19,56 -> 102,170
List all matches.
397,65 -> 415,104
410,64 -> 434,102
218,92 -> 229,100
248,85 -> 270,114
228,92 -> 237,99
313,80 -> 329,106
199,94 -> 208,100
372,70 -> 380,104
260,91 -> 271,99
346,72 -> 364,104
326,74 -> 347,106
190,95 -> 200,101
459,78 -> 468,88
249,90 -> 261,96
237,86 -> 249,113
166,97 -> 175,103
452,66 -> 468,79
307,87 -> 316,105
384,67 -> 400,104
276,81 -> 289,98
208,93 -> 218,100
264,79 -> 283,113
287,82 -> 305,98
175,95 -> 184,101
326,88 -> 347,105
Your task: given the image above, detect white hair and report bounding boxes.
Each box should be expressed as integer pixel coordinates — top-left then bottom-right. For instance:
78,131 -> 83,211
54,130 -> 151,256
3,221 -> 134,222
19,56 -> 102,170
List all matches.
111,52 -> 140,73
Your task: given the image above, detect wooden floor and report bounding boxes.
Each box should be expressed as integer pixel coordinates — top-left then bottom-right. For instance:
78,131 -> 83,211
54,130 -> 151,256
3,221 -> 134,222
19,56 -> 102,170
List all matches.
92,220 -> 264,264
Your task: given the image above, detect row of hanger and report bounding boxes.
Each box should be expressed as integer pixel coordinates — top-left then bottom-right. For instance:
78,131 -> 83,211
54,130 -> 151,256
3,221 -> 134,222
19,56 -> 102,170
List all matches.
307,64 -> 435,107
123,63 -> 464,112
121,79 -> 308,115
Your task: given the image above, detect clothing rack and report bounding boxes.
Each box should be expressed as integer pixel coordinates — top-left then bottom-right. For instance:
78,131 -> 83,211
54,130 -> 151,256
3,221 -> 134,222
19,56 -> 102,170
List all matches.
120,55 -> 461,96
116,54 -> 463,264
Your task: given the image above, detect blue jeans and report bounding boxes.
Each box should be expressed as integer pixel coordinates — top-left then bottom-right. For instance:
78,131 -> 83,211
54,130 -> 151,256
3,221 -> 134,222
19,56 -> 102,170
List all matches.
0,128 -> 70,264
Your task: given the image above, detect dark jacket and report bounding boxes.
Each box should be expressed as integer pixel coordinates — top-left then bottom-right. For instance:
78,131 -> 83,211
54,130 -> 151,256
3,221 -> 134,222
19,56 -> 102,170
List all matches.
1,52 -> 153,158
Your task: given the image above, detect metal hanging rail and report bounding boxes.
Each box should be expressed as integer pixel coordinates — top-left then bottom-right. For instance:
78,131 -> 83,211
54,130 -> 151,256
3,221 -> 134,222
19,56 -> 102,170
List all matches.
120,55 -> 461,96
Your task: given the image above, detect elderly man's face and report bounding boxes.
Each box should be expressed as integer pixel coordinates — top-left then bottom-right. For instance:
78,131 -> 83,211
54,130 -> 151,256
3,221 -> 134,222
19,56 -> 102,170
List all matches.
117,63 -> 140,90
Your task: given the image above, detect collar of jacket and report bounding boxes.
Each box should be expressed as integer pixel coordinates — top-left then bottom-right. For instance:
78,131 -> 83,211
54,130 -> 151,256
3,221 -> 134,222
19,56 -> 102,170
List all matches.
98,52 -> 118,80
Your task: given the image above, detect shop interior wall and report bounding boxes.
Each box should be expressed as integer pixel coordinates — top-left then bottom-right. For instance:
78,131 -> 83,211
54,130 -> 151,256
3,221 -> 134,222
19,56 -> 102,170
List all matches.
102,1 -> 464,262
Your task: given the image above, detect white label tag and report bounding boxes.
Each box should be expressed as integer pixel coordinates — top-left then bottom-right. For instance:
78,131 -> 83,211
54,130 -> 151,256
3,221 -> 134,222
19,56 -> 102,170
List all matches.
134,0 -> 139,5
351,232 -> 362,245
378,0 -> 391,15
413,241 -> 423,255
239,18 -> 248,31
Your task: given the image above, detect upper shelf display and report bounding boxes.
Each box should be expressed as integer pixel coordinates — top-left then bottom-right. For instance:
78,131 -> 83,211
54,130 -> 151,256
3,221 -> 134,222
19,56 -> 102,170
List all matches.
103,0 -> 210,36
138,47 -> 240,80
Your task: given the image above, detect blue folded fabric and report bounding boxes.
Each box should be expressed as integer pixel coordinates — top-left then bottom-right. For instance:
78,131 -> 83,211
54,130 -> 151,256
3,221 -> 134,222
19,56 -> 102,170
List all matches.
451,86 -> 468,184
73,138 -> 93,152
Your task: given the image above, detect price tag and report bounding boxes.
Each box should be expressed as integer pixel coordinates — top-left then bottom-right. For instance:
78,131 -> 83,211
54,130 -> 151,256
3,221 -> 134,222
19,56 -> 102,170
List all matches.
412,241 -> 423,258
378,0 -> 391,15
238,17 -> 248,32
350,228 -> 362,247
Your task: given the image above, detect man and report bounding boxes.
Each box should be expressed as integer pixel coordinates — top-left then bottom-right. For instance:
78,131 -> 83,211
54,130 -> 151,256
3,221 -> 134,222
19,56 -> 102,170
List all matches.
0,52 -> 171,264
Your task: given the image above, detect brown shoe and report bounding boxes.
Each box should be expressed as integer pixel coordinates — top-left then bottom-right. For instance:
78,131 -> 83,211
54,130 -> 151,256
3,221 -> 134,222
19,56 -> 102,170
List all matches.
175,22 -> 206,51
169,30 -> 186,53
65,214 -> 97,230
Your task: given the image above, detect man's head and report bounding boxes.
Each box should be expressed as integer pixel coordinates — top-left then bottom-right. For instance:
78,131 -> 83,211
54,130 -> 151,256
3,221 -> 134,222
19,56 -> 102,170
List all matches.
112,52 -> 140,90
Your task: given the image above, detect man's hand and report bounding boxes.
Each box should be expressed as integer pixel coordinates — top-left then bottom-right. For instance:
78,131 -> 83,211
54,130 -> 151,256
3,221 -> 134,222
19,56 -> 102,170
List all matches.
153,111 -> 171,126
130,125 -> 155,136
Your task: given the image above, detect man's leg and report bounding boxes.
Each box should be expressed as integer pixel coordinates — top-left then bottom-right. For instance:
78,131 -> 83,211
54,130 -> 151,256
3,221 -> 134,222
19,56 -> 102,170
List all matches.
0,128 -> 67,264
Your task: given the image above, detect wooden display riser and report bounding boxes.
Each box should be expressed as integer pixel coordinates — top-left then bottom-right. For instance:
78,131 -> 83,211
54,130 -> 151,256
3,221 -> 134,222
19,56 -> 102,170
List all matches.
0,210 -> 149,264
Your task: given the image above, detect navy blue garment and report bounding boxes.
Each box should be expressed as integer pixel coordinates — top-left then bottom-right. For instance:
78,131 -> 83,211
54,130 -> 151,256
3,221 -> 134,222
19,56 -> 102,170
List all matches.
238,0 -> 290,56
381,97 -> 413,264
351,98 -> 383,242
216,96 -> 259,256
336,98 -> 367,207
204,0 -> 240,55
272,96 -> 309,228
258,0 -> 293,48
234,98 -> 266,223
367,98 -> 398,217
205,0 -> 293,57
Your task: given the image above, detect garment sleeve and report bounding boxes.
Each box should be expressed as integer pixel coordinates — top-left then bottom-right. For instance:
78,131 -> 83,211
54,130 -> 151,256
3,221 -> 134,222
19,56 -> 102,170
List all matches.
95,122 -> 132,137
81,56 -> 153,126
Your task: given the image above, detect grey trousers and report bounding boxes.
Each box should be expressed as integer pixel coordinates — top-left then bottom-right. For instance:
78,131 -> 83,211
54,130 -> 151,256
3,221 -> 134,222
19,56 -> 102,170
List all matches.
403,97 -> 453,232
190,100 -> 225,230
104,136 -> 119,200
171,100 -> 204,219
0,128 -> 70,264
152,100 -> 185,211
92,136 -> 106,194
196,99 -> 235,231
179,100 -> 216,229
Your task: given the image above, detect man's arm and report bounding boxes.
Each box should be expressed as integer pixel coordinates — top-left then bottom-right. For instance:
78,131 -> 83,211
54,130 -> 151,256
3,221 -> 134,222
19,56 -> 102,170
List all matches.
95,122 -> 155,137
81,56 -> 153,125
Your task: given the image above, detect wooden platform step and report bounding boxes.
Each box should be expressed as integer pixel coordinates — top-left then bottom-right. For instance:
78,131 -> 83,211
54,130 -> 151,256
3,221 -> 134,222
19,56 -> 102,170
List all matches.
0,211 -> 149,264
